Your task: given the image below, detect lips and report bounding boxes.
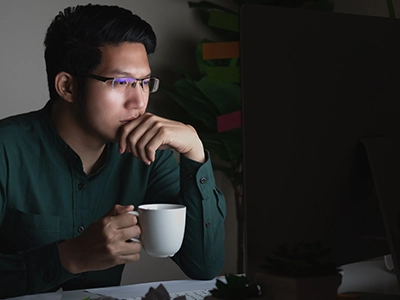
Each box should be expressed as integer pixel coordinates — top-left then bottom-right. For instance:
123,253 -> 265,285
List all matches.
120,116 -> 138,123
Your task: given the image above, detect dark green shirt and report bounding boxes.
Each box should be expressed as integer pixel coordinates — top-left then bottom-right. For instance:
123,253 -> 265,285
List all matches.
0,101 -> 226,298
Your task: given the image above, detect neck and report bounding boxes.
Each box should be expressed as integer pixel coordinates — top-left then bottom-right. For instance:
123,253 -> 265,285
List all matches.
50,99 -> 106,174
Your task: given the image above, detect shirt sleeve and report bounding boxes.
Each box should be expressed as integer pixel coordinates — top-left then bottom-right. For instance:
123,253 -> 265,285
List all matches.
0,237 -> 76,298
0,151 -> 75,297
171,150 -> 226,280
0,242 -> 76,297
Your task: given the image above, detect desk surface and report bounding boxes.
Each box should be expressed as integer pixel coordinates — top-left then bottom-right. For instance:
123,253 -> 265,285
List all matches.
8,257 -> 400,300
60,278 -> 217,300
62,258 -> 400,299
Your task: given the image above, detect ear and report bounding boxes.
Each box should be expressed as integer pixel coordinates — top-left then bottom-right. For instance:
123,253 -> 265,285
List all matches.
54,72 -> 76,103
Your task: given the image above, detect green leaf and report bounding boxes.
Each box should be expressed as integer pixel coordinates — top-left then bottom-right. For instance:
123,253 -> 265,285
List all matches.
386,0 -> 396,18
194,78 -> 241,114
202,128 -> 242,162
160,86 -> 217,132
208,10 -> 240,32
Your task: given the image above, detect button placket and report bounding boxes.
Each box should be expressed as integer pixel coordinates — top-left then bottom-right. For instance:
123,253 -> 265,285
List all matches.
42,271 -> 49,281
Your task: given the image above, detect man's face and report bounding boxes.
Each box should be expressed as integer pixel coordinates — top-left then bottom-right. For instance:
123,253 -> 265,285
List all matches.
77,42 -> 151,143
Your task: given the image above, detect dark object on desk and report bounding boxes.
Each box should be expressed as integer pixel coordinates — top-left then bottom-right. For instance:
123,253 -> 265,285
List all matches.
256,242 -> 342,299
261,242 -> 340,277
207,274 -> 261,299
142,284 -> 186,300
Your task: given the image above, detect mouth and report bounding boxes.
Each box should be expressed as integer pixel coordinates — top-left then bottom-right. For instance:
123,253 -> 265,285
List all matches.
120,116 -> 138,123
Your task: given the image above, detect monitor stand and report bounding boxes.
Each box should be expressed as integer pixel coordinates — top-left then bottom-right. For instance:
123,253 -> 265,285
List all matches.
340,136 -> 400,299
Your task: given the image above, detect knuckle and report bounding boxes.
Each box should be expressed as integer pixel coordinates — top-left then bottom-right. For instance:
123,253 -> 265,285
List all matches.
152,120 -> 163,130
100,216 -> 112,226
135,225 -> 142,236
126,132 -> 137,143
145,143 -> 157,153
104,243 -> 117,256
119,126 -> 130,138
134,253 -> 141,262
186,124 -> 196,133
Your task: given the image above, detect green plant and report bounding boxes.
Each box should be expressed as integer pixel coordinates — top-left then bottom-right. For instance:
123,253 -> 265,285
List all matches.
386,0 -> 396,18
159,1 -> 244,272
261,242 -> 341,277
209,274 -> 261,299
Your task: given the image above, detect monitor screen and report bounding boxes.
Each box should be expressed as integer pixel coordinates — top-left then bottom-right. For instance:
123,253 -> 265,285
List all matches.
240,4 -> 400,278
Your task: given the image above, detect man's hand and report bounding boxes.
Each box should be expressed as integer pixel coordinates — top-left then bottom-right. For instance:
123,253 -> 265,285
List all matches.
58,205 -> 141,274
117,113 -> 205,164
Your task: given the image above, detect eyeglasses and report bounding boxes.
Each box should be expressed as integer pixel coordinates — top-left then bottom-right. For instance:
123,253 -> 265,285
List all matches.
81,73 -> 160,93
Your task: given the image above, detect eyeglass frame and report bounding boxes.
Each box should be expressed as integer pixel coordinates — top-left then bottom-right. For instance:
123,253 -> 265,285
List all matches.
80,73 -> 160,93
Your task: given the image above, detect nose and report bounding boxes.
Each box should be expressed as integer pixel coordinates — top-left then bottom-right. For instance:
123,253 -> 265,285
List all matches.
124,87 -> 148,110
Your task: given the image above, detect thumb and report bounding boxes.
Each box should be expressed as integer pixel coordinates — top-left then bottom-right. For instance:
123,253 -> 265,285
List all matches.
106,204 -> 134,216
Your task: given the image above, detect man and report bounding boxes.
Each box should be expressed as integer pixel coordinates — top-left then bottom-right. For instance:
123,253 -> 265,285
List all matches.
0,4 -> 226,298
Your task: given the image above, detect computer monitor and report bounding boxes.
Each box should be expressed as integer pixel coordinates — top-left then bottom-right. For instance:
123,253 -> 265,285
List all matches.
240,4 -> 400,279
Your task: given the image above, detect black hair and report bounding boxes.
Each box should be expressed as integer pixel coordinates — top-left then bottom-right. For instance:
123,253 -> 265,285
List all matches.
44,4 -> 157,100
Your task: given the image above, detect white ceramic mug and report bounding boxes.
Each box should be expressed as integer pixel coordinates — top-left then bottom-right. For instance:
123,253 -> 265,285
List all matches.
128,203 -> 186,258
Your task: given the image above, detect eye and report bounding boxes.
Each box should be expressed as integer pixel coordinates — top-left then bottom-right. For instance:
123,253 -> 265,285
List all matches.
114,78 -> 128,85
142,78 -> 150,86
114,78 -> 134,85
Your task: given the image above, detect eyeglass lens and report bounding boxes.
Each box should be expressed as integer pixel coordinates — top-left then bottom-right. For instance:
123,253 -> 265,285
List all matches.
111,77 -> 159,93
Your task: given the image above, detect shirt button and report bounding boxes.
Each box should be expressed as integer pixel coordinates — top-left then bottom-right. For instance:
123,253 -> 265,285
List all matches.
77,226 -> 85,233
200,177 -> 207,184
187,174 -> 193,180
42,271 -> 49,281
205,222 -> 211,228
78,183 -> 86,190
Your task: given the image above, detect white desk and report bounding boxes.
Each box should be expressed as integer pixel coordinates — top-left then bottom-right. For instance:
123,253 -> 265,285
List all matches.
62,278 -> 217,300
5,278 -> 217,300
8,257 -> 400,300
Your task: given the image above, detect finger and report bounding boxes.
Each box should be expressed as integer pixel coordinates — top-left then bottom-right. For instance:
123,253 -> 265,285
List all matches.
119,252 -> 141,263
128,130 -> 160,165
124,120 -> 154,163
106,212 -> 139,230
119,224 -> 141,242
114,204 -> 134,215
109,244 -> 142,264
118,114 -> 149,154
118,121 -> 139,154
118,125 -> 128,154
105,204 -> 134,217
138,132 -> 163,164
129,119 -> 171,164
122,114 -> 160,164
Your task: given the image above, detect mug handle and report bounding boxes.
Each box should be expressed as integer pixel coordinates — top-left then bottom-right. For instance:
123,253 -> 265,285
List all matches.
127,211 -> 141,243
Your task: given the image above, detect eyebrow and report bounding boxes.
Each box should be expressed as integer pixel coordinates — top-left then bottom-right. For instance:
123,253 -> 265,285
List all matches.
109,70 -> 152,78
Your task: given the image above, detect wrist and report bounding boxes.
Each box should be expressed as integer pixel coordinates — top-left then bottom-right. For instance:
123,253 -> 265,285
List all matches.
57,239 -> 83,274
182,145 -> 205,163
